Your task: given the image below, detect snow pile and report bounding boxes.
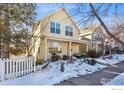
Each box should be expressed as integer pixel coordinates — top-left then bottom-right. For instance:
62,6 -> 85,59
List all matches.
96,54 -> 124,65
106,73 -> 124,85
0,60 -> 105,85
0,54 -> 124,85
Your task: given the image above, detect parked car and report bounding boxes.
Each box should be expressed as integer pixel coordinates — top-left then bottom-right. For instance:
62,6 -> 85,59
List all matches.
73,53 -> 82,59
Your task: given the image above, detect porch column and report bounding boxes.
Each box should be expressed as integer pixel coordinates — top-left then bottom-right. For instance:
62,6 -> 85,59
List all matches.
86,44 -> 89,52
44,37 -> 48,61
90,43 -> 92,50
69,41 -> 72,57
96,43 -> 98,52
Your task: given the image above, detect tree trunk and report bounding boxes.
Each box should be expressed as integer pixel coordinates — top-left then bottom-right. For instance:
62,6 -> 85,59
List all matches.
101,39 -> 105,57
3,43 -> 9,58
27,47 -> 31,56
89,3 -> 124,46
2,4 -> 10,58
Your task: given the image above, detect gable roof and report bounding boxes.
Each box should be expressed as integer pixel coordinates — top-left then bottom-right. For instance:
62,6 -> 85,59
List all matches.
37,7 -> 80,34
80,25 -> 98,35
80,36 -> 90,41
33,7 -> 90,41
62,8 -> 80,34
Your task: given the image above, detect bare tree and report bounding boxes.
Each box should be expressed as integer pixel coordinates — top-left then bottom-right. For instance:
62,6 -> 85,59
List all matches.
68,3 -> 124,46
89,3 -> 124,46
92,26 -> 106,56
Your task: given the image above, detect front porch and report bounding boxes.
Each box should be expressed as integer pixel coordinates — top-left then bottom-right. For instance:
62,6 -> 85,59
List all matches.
37,36 -> 89,61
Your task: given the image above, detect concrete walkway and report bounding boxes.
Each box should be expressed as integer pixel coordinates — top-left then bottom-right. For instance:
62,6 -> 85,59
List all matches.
57,61 -> 124,85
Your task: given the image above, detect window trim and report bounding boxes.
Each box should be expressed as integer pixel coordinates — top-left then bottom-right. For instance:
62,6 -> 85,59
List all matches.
48,41 -> 62,53
65,25 -> 73,36
50,21 -> 61,34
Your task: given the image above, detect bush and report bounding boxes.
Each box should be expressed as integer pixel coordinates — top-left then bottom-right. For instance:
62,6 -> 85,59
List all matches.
36,59 -> 44,65
105,50 -> 109,55
51,52 -> 60,62
96,52 -> 103,58
73,53 -> 82,59
111,47 -> 119,54
81,52 -> 87,58
85,58 -> 97,65
86,50 -> 97,58
85,50 -> 102,58
63,55 -> 69,60
27,55 -> 32,57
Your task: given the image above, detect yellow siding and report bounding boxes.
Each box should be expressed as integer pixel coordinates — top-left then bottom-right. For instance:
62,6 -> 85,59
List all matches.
79,43 -> 87,53
72,43 -> 79,55
41,9 -> 79,40
62,42 -> 68,55
33,8 -> 89,61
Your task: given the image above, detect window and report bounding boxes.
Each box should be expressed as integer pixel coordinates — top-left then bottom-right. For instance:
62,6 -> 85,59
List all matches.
50,21 -> 60,34
50,22 -> 55,33
65,26 -> 73,36
49,41 -> 62,53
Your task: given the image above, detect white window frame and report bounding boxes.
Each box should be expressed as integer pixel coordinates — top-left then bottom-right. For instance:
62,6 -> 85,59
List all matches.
65,25 -> 73,36
50,21 -> 61,34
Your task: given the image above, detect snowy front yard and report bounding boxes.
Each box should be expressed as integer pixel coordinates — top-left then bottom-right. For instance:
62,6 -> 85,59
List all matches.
0,54 -> 124,85
96,54 -> 124,65
0,60 -> 105,85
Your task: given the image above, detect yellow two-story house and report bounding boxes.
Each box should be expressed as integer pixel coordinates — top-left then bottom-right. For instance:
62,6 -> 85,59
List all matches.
31,8 -> 90,62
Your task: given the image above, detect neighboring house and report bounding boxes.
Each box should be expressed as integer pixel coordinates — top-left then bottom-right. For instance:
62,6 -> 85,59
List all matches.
80,25 -> 124,54
80,26 -> 104,52
105,31 -> 124,51
114,31 -> 124,50
31,8 -> 90,61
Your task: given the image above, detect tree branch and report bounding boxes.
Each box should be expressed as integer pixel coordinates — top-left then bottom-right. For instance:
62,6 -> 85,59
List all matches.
89,3 -> 124,45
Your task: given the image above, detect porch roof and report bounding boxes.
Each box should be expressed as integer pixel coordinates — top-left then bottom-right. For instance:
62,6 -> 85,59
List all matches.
44,35 -> 90,44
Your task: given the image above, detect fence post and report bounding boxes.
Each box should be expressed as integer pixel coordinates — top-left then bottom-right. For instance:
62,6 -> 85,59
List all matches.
33,57 -> 36,72
1,59 -> 5,81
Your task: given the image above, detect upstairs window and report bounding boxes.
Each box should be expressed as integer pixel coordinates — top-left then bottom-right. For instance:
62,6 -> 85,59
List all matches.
50,21 -> 60,34
50,22 -> 55,33
65,26 -> 73,36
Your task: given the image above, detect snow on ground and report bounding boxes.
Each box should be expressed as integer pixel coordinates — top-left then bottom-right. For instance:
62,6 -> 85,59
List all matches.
0,60 -> 106,85
0,54 -> 124,85
106,73 -> 124,85
96,54 -> 124,65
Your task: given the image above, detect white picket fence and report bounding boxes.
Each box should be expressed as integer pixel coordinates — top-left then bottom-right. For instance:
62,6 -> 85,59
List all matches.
0,57 -> 36,81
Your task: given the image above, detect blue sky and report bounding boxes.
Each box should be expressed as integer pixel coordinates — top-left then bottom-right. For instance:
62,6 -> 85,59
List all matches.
35,3 -> 90,28
36,3 -> 77,20
35,3 -> 124,28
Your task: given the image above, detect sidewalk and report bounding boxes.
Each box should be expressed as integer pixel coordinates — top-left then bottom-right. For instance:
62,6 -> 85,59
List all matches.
57,61 -> 124,85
